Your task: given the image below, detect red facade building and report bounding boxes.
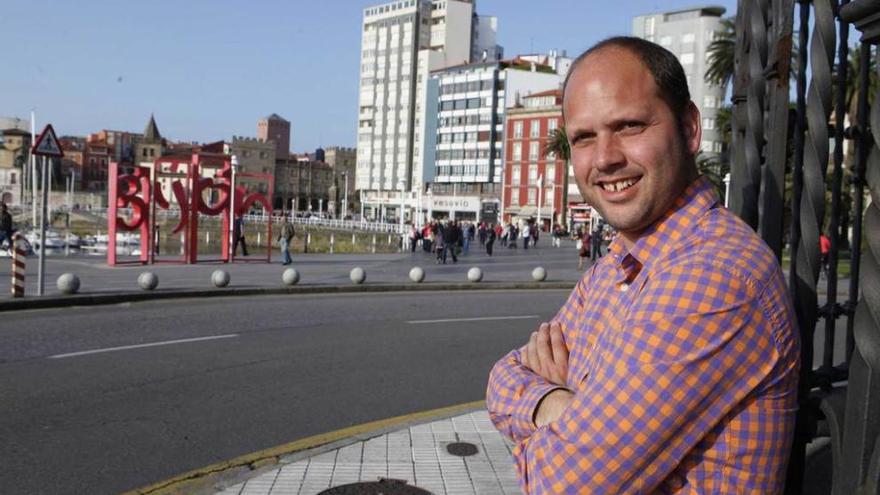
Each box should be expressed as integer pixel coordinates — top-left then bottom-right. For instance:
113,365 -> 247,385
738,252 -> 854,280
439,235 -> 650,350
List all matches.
502,89 -> 567,230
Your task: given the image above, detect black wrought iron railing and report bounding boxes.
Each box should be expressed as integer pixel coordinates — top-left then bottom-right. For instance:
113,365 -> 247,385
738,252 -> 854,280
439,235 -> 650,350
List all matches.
730,0 -> 880,493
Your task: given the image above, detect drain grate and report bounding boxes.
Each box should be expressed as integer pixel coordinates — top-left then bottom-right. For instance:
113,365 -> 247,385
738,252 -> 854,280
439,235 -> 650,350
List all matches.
318,478 -> 432,495
446,442 -> 478,457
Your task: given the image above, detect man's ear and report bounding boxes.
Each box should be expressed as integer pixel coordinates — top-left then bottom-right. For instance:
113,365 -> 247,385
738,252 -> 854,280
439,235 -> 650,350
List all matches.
683,101 -> 702,156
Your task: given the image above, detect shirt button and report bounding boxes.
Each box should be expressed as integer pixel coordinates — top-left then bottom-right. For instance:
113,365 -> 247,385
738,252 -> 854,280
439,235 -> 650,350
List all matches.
619,283 -> 629,292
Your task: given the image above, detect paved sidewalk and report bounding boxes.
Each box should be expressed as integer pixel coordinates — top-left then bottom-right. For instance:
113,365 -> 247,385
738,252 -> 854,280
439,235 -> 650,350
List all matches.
214,410 -> 520,495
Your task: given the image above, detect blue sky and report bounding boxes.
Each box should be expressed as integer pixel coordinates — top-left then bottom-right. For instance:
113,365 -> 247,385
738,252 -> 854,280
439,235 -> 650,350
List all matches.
0,0 -> 736,152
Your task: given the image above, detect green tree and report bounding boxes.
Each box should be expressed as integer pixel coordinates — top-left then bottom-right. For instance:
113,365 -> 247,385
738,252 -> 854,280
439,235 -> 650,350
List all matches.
543,127 -> 572,228
704,17 -> 736,88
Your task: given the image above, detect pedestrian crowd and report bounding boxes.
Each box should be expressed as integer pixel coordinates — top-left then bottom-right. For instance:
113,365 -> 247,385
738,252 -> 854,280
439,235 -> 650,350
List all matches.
406,218 -> 560,264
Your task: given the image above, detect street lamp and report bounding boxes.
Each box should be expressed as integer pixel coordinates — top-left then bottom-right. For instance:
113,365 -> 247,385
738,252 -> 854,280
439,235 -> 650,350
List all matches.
398,178 -> 406,234
229,155 -> 238,261
536,174 -> 544,229
723,173 -> 731,208
342,171 -> 349,220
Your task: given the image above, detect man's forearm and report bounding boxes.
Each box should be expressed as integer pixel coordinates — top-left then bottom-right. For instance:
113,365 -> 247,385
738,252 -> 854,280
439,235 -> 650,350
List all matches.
534,388 -> 575,427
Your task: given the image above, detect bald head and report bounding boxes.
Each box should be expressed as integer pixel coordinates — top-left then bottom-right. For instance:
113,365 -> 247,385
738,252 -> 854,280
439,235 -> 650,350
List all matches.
563,37 -> 691,130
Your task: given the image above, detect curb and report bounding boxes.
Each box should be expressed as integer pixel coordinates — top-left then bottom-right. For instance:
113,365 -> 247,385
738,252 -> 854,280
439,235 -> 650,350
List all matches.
122,400 -> 487,495
0,281 -> 575,312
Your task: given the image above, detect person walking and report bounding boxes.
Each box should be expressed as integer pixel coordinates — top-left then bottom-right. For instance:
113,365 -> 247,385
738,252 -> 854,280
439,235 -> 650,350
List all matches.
435,222 -> 446,264
278,219 -> 295,265
462,221 -> 472,255
552,224 -> 562,248
578,228 -> 591,270
521,222 -> 531,250
485,223 -> 496,256
443,219 -> 460,263
233,217 -> 249,257
0,203 -> 14,250
409,225 -> 420,253
590,226 -> 602,259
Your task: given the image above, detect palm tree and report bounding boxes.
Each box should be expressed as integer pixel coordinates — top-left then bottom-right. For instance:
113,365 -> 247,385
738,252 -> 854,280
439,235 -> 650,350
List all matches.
543,127 -> 570,162
704,18 -> 736,88
543,127 -> 571,228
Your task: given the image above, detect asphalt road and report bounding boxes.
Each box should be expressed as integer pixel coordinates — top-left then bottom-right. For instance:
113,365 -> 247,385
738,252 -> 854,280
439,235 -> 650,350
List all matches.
0,289 -> 571,495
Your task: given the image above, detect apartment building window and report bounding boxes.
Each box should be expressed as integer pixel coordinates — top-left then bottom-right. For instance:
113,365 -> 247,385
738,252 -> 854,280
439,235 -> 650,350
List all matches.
530,120 -> 540,138
703,95 -> 716,109
545,164 -> 555,184
511,188 -> 520,204
528,188 -> 537,205
513,121 -> 523,138
511,165 -> 521,185
528,142 -> 539,161
512,142 -> 522,161
682,32 -> 696,44
700,140 -> 713,152
680,53 -> 694,65
528,164 -> 538,184
547,118 -> 558,134
703,118 -> 715,130
660,35 -> 672,46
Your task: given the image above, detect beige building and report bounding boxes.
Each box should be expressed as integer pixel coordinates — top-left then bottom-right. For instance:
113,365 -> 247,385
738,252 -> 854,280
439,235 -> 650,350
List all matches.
0,129 -> 31,205
225,137 -> 276,198
324,146 -> 358,217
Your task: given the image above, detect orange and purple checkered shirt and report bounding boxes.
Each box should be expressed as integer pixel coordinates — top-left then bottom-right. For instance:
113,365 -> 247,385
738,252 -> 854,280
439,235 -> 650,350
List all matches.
487,177 -> 800,494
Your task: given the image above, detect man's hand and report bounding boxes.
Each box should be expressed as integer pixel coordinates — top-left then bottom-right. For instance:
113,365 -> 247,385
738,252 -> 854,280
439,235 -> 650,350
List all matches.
535,388 -> 574,427
520,322 -> 569,386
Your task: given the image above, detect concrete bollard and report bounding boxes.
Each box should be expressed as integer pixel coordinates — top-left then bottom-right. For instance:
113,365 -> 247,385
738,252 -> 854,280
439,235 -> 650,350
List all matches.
11,234 -> 26,297
531,267 -> 547,282
138,271 -> 159,290
257,232 -> 262,246
57,273 -> 81,295
409,266 -> 425,283
372,235 -> 376,254
330,233 -> 335,254
206,231 -> 210,244
350,266 -> 366,284
387,233 -> 392,244
282,268 -> 300,286
211,269 -> 230,288
352,233 -> 356,245
467,267 -> 483,283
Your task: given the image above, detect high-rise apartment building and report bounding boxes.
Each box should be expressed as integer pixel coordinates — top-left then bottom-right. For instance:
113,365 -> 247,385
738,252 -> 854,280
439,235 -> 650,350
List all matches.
425,58 -> 560,223
632,6 -> 727,156
355,0 -> 501,223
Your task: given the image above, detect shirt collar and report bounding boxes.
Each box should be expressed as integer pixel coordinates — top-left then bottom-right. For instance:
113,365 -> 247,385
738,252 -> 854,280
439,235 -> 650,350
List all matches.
607,176 -> 720,270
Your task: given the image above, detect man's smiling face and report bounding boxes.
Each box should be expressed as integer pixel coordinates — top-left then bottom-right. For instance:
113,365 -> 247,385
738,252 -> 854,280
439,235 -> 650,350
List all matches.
563,46 -> 701,247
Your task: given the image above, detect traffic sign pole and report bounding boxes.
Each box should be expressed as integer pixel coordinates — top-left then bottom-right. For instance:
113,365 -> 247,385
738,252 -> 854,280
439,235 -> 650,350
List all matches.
38,156 -> 49,296
31,123 -> 64,297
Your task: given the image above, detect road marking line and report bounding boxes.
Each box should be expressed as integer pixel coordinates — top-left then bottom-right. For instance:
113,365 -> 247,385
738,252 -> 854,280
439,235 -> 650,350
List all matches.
406,315 -> 539,324
48,334 -> 240,359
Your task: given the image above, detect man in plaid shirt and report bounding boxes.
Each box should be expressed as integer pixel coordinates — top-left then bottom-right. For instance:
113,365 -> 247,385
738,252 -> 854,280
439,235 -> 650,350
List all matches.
487,37 -> 800,494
